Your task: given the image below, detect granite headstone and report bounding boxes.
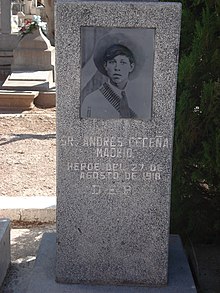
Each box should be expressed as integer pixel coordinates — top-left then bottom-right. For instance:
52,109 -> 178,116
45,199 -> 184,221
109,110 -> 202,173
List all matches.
56,0 -> 181,287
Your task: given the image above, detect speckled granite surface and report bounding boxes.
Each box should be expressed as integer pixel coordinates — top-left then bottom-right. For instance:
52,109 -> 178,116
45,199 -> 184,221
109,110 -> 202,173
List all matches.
56,0 -> 181,286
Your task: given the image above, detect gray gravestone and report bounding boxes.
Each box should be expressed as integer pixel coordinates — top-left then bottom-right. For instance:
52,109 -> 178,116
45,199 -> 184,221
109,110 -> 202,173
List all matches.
56,0 -> 181,287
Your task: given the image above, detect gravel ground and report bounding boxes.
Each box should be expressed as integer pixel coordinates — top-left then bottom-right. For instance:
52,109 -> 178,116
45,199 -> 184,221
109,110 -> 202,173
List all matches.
0,107 -> 56,197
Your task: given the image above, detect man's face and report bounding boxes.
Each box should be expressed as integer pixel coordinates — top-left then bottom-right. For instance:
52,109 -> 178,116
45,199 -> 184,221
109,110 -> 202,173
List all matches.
104,55 -> 134,88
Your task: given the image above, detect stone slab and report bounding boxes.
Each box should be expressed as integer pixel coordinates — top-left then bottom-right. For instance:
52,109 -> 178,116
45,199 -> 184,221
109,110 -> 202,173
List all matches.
0,196 -> 56,209
0,51 -> 13,57
0,34 -> 20,51
1,80 -> 50,91
0,68 -> 10,83
0,90 -> 39,110
0,218 -> 10,287
26,234 -> 197,293
0,196 -> 56,222
0,54 -> 13,65
9,71 -> 52,81
2,70 -> 54,91
34,90 -> 56,108
0,209 -> 56,223
0,51 -> 13,58
56,0 -> 181,286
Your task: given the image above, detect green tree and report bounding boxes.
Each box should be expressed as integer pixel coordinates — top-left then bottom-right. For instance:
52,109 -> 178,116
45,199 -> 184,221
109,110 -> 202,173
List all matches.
170,0 -> 220,243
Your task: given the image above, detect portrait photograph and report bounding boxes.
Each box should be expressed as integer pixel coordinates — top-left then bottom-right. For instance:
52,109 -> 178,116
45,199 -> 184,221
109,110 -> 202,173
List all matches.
80,27 -> 155,119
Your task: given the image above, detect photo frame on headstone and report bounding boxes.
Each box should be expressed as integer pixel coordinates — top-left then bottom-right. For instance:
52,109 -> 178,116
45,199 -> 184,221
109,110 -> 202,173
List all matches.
80,27 -> 154,119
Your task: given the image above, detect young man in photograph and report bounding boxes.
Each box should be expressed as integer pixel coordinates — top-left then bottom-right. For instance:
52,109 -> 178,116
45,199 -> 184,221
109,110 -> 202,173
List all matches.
81,33 -> 143,119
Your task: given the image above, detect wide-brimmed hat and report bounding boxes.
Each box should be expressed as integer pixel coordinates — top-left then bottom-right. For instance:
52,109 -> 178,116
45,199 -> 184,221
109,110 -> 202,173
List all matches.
93,32 -> 145,80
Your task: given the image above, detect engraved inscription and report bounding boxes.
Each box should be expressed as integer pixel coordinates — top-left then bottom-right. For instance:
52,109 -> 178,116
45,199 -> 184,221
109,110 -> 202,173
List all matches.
96,147 -> 132,158
68,162 -> 163,181
82,136 -> 169,149
61,135 -> 169,194
91,184 -> 132,195
83,137 -> 123,147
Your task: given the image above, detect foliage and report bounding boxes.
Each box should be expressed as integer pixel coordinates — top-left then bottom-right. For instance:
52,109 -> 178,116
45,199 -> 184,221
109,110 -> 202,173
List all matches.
19,15 -> 47,37
169,0 -> 220,243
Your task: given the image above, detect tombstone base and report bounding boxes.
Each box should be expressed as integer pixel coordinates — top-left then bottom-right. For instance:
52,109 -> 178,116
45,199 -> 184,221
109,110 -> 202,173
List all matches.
26,233 -> 197,293
34,90 -> 56,108
2,70 -> 54,91
0,90 -> 39,110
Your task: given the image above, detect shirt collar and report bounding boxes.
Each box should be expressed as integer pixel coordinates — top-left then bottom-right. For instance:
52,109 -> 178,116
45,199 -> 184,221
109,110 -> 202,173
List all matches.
107,80 -> 128,97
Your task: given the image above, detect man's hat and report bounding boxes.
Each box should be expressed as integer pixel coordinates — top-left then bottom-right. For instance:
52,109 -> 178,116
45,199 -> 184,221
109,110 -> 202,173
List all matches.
93,32 -> 145,80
